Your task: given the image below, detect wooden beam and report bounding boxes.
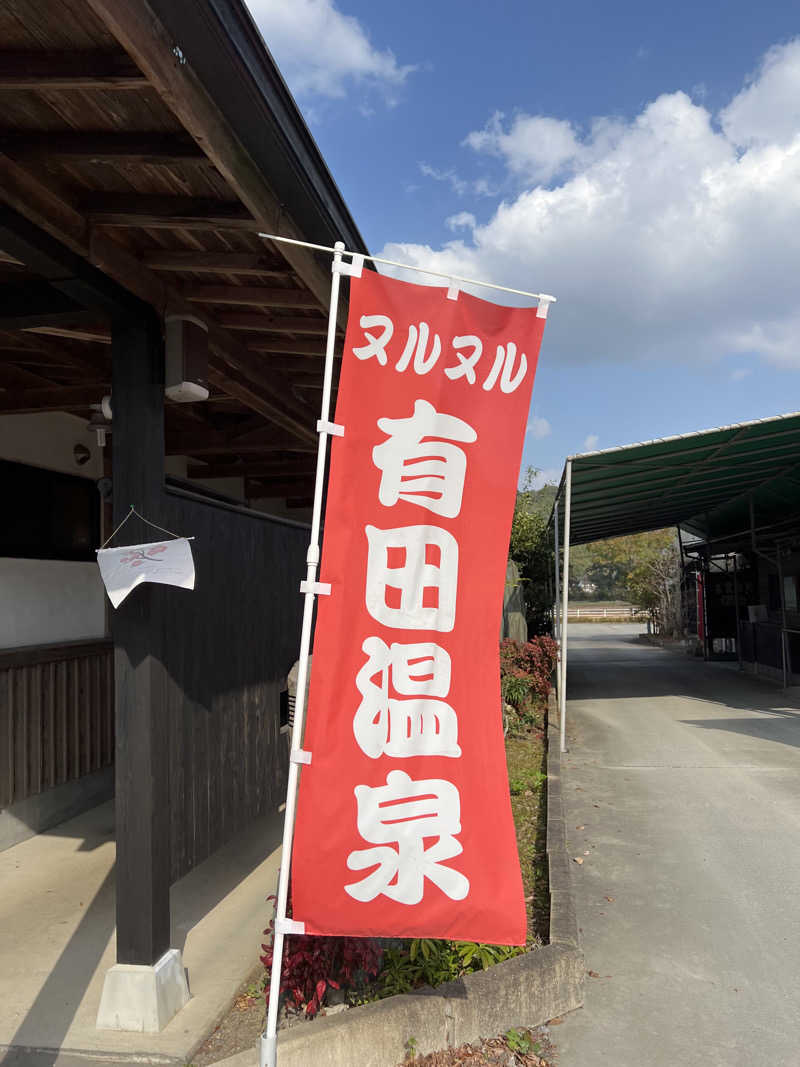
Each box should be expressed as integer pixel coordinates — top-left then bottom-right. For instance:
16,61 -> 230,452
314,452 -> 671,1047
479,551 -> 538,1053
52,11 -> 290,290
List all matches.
246,338 -> 328,356
25,324 -> 112,344
88,195 -> 254,230
0,384 -> 107,413
206,362 -> 316,444
85,0 -> 338,323
0,50 -> 148,90
142,251 -> 286,276
257,355 -> 332,373
0,159 -> 316,443
165,428 -> 315,456
187,459 -> 316,479
217,312 -> 328,334
0,131 -> 206,165
185,285 -> 319,308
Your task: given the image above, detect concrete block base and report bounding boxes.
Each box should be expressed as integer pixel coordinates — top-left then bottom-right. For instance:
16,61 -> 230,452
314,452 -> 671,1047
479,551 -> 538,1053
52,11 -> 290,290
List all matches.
96,948 -> 190,1033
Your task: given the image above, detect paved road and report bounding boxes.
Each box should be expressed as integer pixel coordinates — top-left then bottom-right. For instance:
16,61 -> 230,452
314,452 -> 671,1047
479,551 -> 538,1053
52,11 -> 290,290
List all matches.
554,625 -> 800,1067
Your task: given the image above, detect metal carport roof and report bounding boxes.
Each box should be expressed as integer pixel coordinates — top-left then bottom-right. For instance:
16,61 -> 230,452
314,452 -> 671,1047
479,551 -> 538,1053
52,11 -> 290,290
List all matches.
549,411 -> 800,755
551,410 -> 800,548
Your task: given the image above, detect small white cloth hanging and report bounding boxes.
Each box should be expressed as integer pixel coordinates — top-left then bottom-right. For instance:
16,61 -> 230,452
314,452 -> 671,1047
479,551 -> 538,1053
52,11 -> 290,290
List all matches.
95,506 -> 196,608
97,538 -> 195,608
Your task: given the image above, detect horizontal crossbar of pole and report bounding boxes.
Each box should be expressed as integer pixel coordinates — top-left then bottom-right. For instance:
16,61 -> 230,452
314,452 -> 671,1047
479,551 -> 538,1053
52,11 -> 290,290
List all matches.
257,231 -> 556,306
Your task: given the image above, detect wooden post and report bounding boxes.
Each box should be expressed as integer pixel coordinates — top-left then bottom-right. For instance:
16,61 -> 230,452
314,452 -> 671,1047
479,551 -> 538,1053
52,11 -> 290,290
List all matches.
111,313 -> 170,966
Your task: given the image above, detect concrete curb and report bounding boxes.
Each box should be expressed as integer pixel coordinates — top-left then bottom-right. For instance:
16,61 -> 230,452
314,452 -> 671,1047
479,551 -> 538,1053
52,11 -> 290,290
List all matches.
217,690 -> 584,1067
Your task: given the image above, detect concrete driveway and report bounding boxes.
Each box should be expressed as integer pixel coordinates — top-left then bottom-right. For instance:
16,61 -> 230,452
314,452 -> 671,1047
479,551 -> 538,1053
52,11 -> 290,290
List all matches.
555,624 -> 800,1067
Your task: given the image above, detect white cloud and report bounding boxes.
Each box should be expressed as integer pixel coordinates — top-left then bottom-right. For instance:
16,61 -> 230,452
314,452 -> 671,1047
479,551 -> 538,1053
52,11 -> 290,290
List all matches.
720,40 -> 800,146
527,416 -> 552,439
381,38 -> 800,371
419,163 -> 468,196
446,211 -> 476,232
583,433 -> 599,450
247,0 -> 415,100
464,111 -> 581,183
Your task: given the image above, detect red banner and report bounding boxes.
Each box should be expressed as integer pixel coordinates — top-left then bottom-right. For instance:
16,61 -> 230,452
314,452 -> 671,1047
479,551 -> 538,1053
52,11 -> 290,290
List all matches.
291,269 -> 546,945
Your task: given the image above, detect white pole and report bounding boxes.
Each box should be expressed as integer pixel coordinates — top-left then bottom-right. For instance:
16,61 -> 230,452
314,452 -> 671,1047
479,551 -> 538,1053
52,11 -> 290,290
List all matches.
261,242 -> 346,1067
553,500 -> 561,699
559,460 -> 573,755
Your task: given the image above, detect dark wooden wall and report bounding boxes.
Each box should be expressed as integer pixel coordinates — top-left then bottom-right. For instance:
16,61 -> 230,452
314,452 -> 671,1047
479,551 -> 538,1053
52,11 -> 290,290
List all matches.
159,488 -> 306,882
0,640 -> 113,808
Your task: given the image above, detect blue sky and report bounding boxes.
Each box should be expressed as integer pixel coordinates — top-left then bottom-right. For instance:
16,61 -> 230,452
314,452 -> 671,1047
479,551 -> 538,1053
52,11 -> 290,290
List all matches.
247,0 -> 800,485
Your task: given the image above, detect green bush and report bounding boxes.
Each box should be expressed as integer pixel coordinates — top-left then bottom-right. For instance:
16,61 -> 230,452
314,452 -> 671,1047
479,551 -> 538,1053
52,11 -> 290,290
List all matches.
378,938 -> 524,998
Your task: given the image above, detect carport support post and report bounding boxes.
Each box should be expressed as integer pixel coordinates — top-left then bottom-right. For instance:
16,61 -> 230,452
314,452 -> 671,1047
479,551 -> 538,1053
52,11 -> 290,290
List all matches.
738,554 -> 750,670
97,314 -> 189,1033
559,460 -> 573,754
554,499 -> 561,692
776,544 -> 788,689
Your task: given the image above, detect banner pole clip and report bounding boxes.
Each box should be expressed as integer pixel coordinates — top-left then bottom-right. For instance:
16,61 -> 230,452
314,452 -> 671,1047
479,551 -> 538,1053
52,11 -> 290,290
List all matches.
333,253 -> 364,279
290,749 -> 312,765
299,579 -> 331,596
446,280 -> 460,301
275,917 -> 305,936
317,419 -> 345,437
536,294 -> 555,319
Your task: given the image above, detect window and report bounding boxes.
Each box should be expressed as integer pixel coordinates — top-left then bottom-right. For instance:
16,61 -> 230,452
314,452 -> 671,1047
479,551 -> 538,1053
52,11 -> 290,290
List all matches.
0,460 -> 99,562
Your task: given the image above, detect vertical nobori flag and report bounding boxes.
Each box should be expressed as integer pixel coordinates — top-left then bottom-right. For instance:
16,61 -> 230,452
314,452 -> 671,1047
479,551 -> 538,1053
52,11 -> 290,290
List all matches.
292,270 -> 547,945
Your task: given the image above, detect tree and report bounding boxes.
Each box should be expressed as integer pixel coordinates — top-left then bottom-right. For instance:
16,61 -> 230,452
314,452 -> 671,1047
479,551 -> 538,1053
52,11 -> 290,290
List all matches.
508,469 -> 555,635
626,531 -> 682,635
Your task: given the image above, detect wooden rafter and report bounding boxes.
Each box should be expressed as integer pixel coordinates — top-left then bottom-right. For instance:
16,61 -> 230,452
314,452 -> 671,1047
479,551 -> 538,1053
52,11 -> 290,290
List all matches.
0,50 -> 147,90
217,312 -> 328,334
0,131 -> 207,164
85,0 -> 340,324
185,285 -> 319,308
142,251 -> 287,276
0,157 -> 317,443
246,338 -> 328,355
87,195 -> 254,230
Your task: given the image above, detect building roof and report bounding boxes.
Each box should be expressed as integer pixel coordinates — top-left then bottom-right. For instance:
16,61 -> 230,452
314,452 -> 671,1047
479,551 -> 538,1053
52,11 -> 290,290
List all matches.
551,411 -> 800,549
0,0 -> 370,508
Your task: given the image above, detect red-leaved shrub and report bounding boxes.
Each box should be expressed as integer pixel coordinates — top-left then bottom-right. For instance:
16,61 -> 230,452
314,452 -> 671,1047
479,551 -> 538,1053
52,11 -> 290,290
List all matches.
261,897 -> 382,1017
500,636 -> 558,701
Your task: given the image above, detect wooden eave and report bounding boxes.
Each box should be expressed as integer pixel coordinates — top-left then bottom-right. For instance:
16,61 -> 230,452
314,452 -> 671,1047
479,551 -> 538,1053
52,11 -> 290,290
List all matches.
0,0 -> 369,506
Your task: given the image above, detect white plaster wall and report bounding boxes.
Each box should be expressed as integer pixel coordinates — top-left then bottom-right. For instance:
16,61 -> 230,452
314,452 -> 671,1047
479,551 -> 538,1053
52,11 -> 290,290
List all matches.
0,558 -> 107,650
0,412 -> 103,479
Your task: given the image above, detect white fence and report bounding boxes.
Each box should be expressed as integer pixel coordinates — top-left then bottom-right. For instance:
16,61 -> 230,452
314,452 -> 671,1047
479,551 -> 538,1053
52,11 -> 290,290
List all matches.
567,606 -> 644,619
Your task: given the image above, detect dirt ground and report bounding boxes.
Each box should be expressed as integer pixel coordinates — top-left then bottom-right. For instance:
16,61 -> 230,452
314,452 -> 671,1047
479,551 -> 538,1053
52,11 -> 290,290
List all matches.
399,1025 -> 557,1065
190,965 -> 267,1067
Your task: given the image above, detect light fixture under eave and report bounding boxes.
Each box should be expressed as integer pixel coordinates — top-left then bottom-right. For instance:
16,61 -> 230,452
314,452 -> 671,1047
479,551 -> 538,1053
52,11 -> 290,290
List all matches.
89,395 -> 112,448
165,314 -> 210,402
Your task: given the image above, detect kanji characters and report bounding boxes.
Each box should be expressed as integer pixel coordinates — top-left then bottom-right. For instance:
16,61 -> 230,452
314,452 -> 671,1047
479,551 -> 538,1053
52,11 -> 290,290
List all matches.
372,399 -> 477,519
345,770 -> 470,905
353,636 -> 461,759
364,524 -> 458,631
